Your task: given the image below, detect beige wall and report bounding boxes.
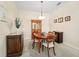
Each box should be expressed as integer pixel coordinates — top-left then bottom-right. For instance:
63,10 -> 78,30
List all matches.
0,2 -> 17,56
49,2 -> 79,51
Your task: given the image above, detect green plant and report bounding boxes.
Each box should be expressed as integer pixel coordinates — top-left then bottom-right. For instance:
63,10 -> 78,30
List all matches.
15,17 -> 21,29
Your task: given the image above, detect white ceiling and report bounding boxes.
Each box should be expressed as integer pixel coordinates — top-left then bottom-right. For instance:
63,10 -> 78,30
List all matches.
14,1 -> 66,13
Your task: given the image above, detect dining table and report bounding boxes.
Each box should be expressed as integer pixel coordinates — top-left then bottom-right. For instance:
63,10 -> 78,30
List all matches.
33,32 -> 55,53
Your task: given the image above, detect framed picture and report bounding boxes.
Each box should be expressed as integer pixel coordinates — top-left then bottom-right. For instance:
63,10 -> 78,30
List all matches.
58,17 -> 63,23
54,19 -> 57,23
65,16 -> 71,21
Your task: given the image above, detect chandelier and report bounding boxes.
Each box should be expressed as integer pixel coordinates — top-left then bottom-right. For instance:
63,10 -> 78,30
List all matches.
38,1 -> 45,19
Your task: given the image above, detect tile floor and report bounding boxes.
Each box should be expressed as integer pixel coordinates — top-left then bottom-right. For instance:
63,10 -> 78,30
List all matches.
21,41 -> 79,57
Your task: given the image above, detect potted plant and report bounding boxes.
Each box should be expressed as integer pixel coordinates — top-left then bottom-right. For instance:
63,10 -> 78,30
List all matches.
15,17 -> 21,29
15,17 -> 21,34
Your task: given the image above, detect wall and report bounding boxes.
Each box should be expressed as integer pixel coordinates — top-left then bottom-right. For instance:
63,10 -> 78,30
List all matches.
0,2 -> 50,56
0,2 -> 17,57
49,2 -> 79,51
18,10 -> 50,50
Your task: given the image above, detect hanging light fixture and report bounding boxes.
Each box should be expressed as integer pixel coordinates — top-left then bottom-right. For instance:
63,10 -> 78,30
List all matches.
38,1 -> 45,19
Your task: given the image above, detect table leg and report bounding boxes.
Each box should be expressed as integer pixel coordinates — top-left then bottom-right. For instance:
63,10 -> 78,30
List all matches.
38,42 -> 40,53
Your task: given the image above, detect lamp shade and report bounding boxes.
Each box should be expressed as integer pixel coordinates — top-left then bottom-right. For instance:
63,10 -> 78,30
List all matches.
38,16 -> 45,19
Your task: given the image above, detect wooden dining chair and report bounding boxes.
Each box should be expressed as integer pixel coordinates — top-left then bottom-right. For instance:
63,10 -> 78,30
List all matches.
42,32 -> 56,57
32,31 -> 42,53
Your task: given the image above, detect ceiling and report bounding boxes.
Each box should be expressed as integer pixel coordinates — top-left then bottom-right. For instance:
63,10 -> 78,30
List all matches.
14,1 -> 66,13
